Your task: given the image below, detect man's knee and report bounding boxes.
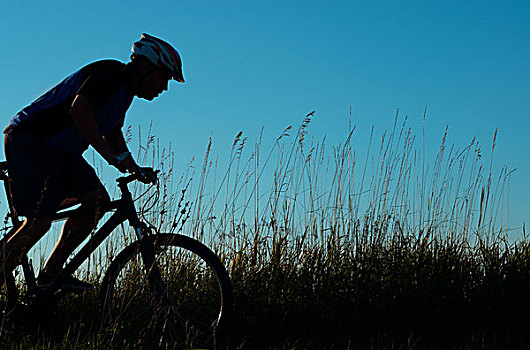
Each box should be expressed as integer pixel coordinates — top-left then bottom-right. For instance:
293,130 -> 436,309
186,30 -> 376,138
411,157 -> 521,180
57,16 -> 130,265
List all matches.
74,190 -> 110,225
81,189 -> 110,210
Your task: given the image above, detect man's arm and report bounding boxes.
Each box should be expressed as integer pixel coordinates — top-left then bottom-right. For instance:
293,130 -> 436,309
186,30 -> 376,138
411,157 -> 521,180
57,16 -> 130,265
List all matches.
70,94 -> 116,163
104,125 -> 139,173
71,94 -> 139,173
104,125 -> 128,153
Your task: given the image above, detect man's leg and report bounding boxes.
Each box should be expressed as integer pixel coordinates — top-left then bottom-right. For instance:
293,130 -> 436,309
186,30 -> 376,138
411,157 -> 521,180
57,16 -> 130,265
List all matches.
39,189 -> 109,278
1,217 -> 52,276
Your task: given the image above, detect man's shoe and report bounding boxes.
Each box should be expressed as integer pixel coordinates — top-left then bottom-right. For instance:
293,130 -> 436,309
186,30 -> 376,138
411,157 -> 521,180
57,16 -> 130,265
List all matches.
37,275 -> 94,292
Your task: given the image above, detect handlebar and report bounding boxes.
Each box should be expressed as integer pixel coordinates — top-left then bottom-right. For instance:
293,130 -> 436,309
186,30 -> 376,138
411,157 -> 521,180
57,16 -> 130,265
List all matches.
116,167 -> 159,186
116,174 -> 139,185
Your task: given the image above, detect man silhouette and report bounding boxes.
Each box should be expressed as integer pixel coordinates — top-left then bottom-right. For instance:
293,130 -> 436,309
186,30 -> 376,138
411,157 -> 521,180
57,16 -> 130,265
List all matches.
2,33 -> 184,290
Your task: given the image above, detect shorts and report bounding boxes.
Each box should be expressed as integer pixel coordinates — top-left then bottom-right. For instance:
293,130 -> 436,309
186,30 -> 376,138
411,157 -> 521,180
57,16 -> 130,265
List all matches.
4,127 -> 104,218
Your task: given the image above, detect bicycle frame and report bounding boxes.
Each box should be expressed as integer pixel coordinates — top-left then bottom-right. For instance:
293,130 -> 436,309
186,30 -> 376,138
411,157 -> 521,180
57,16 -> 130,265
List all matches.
0,162 -> 155,305
0,162 -> 233,347
35,175 -> 148,302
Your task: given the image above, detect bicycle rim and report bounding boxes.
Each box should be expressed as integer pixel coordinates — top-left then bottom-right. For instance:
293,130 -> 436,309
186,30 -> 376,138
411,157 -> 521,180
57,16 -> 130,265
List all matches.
100,234 -> 233,349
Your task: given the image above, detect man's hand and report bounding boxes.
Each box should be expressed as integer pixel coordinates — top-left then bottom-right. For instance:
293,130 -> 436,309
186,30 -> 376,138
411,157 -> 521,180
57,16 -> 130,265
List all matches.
134,167 -> 159,184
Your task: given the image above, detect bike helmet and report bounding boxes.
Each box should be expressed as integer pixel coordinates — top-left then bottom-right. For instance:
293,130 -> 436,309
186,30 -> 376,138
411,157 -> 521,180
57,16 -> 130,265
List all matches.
131,33 -> 185,83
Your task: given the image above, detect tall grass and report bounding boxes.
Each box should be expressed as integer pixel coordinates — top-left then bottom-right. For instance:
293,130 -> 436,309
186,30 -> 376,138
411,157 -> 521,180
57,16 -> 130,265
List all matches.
1,110 -> 527,349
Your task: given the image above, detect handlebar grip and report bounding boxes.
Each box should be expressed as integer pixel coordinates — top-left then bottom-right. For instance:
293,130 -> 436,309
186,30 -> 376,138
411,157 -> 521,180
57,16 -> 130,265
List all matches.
116,168 -> 158,185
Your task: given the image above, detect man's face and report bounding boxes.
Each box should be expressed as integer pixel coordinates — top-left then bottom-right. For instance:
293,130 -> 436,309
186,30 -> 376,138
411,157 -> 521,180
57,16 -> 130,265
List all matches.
136,67 -> 172,101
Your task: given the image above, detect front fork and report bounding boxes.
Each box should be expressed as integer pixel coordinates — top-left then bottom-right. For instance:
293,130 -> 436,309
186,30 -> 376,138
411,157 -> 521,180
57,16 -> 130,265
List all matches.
133,222 -> 167,300
135,227 -> 179,344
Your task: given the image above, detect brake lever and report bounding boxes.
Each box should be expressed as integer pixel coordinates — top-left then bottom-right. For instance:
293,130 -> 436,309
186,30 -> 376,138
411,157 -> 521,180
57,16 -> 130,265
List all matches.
135,167 -> 160,185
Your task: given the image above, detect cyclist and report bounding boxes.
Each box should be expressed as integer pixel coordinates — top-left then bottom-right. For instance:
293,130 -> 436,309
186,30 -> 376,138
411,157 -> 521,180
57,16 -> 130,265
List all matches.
1,33 -> 184,291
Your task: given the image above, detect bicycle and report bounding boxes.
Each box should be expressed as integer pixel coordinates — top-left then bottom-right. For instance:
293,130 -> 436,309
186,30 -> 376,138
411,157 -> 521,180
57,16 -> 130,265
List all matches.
0,161 -> 233,348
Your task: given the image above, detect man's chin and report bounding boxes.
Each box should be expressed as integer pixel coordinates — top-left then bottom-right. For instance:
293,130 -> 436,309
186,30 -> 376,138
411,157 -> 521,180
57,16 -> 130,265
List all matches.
137,93 -> 156,101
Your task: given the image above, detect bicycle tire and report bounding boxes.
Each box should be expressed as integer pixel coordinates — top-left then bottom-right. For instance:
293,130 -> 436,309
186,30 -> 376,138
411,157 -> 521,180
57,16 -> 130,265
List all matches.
100,233 -> 233,349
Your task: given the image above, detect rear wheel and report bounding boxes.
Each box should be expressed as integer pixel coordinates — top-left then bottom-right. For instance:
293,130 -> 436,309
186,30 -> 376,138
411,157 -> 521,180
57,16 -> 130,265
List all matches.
100,233 -> 233,349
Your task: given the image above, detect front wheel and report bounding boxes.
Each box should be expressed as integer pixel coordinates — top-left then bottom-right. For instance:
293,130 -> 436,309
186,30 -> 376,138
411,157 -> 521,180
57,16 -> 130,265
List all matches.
100,233 -> 233,349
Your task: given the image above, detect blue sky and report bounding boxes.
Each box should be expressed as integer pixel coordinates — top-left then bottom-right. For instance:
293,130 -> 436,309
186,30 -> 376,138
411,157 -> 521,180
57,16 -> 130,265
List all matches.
1,1 -> 529,235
